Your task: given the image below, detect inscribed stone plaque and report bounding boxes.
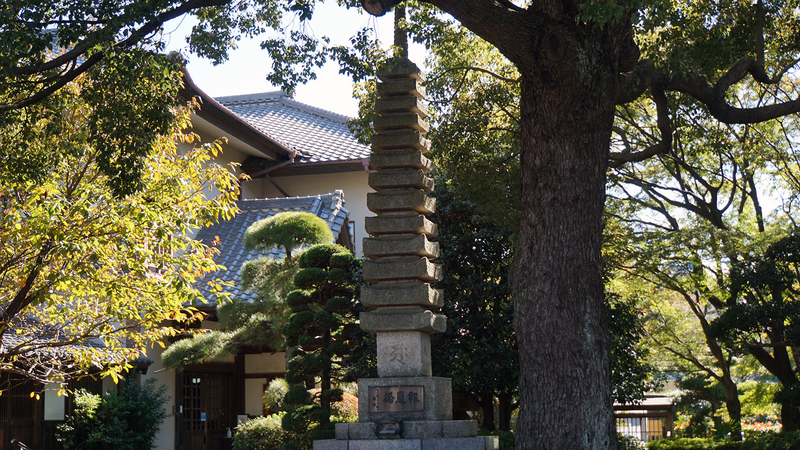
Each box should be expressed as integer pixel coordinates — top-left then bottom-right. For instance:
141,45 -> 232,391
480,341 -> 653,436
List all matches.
369,386 -> 424,413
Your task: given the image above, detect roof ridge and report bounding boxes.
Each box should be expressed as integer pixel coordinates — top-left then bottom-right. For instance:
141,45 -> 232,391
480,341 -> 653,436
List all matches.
237,192 -> 338,210
279,96 -> 351,124
238,192 -> 336,203
327,190 -> 348,227
215,91 -> 286,106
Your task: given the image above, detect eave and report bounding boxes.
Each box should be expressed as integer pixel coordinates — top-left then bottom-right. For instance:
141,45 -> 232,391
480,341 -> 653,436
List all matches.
179,68 -> 294,163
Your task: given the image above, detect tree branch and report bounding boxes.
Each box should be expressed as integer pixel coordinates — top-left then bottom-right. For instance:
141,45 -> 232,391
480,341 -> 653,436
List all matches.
1,0 -> 233,110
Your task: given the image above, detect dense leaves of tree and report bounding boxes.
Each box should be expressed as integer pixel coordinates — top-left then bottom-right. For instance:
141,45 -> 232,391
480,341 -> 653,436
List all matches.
9,0 -> 800,447
281,243 -> 360,442
606,293 -> 662,406
709,234 -> 800,431
0,72 -> 239,385
431,178 -> 518,431
56,377 -> 170,450
161,212 -> 332,368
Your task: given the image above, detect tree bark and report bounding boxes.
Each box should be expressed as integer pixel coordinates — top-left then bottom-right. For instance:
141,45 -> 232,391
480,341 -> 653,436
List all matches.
721,378 -> 742,440
497,393 -> 514,432
398,1 -> 629,448
510,22 -> 618,450
477,394 -> 496,430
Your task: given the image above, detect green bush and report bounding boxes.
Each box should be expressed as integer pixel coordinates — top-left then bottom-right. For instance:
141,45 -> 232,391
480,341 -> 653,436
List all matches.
618,434 -> 646,450
739,430 -> 800,449
233,413 -> 299,450
263,378 -> 290,412
646,437 -> 732,450
646,431 -> 800,450
57,378 -> 169,450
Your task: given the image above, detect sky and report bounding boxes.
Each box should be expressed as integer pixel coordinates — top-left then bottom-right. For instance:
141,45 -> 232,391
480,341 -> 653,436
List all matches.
162,3 -> 425,117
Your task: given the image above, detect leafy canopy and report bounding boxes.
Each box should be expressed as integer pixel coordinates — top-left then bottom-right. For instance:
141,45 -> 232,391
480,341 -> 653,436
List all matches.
0,69 -> 239,385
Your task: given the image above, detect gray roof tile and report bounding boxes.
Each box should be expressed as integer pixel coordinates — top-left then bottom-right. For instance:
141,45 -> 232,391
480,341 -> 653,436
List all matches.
214,92 -> 371,165
194,191 -> 350,305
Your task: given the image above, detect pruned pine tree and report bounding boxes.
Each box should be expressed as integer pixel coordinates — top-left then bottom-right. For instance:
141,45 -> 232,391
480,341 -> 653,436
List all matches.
281,244 -> 360,443
161,212 -> 333,368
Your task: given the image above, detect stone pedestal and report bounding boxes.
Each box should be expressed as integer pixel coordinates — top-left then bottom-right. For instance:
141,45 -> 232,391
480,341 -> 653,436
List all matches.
313,56 -> 493,450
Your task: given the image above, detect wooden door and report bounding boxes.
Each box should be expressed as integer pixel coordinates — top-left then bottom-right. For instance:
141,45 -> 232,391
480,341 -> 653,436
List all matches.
181,373 -> 232,450
0,374 -> 40,450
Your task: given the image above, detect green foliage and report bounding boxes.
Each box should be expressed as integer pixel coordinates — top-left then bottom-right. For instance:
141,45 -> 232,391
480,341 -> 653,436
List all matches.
707,233 -> 800,428
0,71 -> 239,384
244,212 -> 333,260
1,43 -> 185,197
430,176 -> 518,431
232,413 -> 309,450
165,211 -> 336,368
293,267 -> 329,290
646,431 -> 800,450
263,378 -> 290,412
280,243 -> 360,439
57,378 -> 169,450
607,293 -> 663,404
284,384 -> 313,405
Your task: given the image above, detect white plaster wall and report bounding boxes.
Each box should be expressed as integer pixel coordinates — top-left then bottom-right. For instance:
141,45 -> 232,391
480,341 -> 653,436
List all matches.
142,344 -> 178,450
244,352 -> 286,374
258,171 -> 372,257
244,378 -> 268,416
43,383 -> 66,421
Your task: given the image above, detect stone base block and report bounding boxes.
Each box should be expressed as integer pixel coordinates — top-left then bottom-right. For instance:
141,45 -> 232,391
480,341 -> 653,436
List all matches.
376,331 -> 431,377
358,377 -> 452,422
314,436 -> 498,450
336,420 -> 476,440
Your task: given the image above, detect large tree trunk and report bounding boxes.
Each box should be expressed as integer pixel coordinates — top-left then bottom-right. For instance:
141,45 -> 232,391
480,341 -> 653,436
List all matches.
510,25 -> 618,450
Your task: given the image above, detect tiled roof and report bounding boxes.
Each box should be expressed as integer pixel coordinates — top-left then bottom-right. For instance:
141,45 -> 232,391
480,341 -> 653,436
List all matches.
215,92 -> 371,165
195,191 -> 350,304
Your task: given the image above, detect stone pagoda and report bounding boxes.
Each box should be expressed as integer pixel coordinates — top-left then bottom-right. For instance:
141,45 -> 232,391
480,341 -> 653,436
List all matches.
314,58 -> 498,450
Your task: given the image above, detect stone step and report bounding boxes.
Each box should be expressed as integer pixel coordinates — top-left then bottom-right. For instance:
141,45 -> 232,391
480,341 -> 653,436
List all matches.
377,78 -> 425,98
363,234 -> 439,259
377,58 -> 426,82
365,214 -> 437,237
369,169 -> 434,193
367,189 -> 436,215
373,112 -> 430,133
375,96 -> 429,117
361,282 -> 443,309
335,420 -> 478,440
372,130 -> 431,152
370,151 -> 433,173
362,256 -> 442,283
360,310 -> 447,333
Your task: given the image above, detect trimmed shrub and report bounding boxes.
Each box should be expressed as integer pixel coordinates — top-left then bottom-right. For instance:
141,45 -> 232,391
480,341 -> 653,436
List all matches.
57,378 -> 169,450
262,378 -> 290,412
233,414 -> 291,450
643,433 -> 800,450
618,433 -> 646,450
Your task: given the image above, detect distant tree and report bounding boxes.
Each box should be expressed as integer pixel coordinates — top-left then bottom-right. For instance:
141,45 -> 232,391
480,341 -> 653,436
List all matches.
710,233 -> 800,431
0,71 -> 239,385
606,292 -> 662,406
281,243 -> 361,442
431,178 -> 518,431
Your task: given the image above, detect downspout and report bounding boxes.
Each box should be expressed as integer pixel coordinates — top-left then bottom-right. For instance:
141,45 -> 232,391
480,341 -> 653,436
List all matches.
361,157 -> 371,173
250,149 -> 298,197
